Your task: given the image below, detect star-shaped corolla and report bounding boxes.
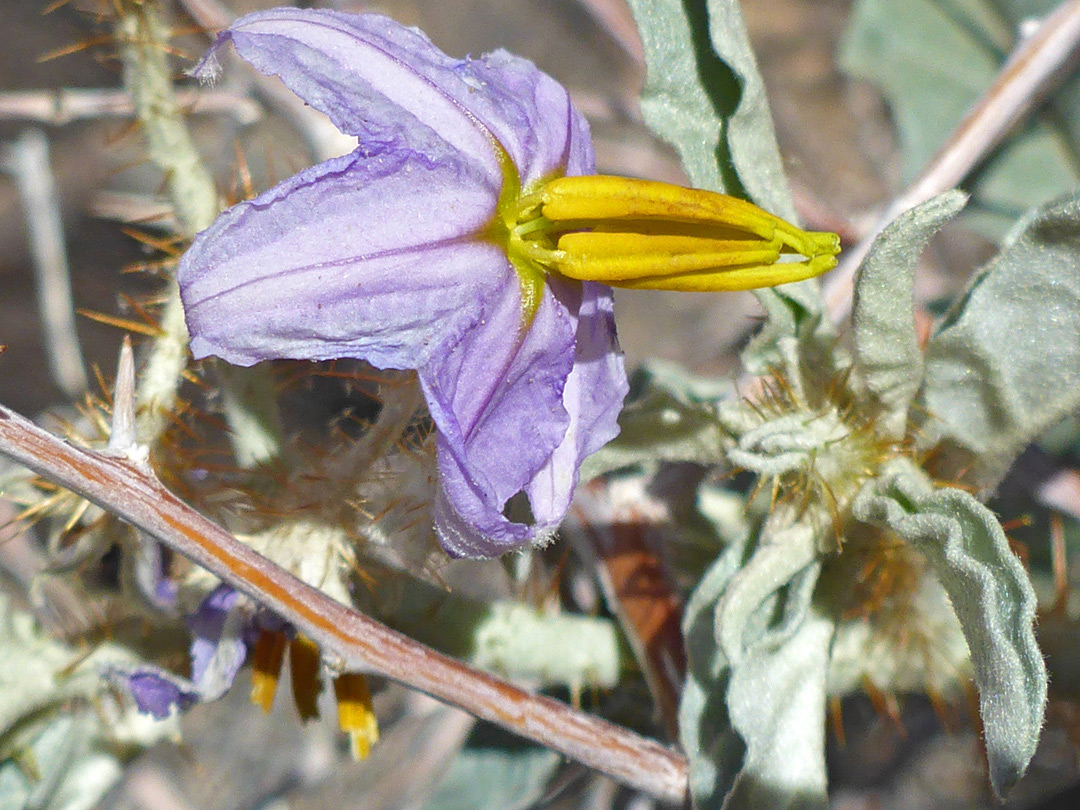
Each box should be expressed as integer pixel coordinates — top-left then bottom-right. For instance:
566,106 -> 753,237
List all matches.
179,8 -> 626,558
179,8 -> 840,558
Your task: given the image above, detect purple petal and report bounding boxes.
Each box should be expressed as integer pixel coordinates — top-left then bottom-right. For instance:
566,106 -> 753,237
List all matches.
187,586 -> 238,682
112,589 -> 255,719
118,669 -> 198,720
423,277 -> 577,556
199,8 -> 593,187
187,586 -> 249,701
182,7 -> 620,558
457,48 -> 596,185
179,147 -> 506,369
525,281 -> 627,525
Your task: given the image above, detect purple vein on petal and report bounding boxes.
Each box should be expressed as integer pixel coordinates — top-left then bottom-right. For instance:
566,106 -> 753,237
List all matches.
552,92 -> 576,185
184,233 -> 483,313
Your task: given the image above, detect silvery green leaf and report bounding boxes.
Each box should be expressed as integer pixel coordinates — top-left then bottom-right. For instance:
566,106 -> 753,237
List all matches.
705,0 -> 835,378
721,607 -> 833,810
841,0 -> 1080,237
625,0 -> 830,375
0,598 -> 177,810
680,540 -> 749,809
851,191 -> 967,436
581,361 -> 729,478
624,0 -> 794,215
725,409 -> 852,481
680,513 -> 828,809
713,521 -> 820,666
0,597 -> 136,746
420,726 -> 560,810
852,460 -> 1046,797
363,580 -> 623,690
624,0 -> 749,200
920,191 -> 1080,487
703,0 -> 795,220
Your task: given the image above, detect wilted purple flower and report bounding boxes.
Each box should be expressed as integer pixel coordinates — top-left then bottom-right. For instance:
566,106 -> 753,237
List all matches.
179,8 -> 627,557
115,586 -> 249,719
124,671 -> 197,719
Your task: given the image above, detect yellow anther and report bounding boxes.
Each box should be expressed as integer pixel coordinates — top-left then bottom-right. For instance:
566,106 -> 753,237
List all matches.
522,175 -> 841,292
555,232 -> 784,281
249,629 -> 288,714
334,673 -> 379,760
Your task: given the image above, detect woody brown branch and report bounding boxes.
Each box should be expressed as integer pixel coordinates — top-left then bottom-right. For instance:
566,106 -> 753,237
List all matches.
0,402 -> 688,804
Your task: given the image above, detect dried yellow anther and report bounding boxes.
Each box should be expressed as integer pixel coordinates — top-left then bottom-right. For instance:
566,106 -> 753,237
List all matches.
289,635 -> 323,721
249,629 -> 288,713
334,673 -> 380,760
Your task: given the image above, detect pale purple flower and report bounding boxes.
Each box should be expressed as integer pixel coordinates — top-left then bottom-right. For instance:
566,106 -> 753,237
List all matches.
178,9 -> 627,557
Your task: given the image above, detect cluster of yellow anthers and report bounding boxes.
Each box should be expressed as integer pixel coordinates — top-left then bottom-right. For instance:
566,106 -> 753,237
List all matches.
510,176 -> 842,292
251,630 -> 378,759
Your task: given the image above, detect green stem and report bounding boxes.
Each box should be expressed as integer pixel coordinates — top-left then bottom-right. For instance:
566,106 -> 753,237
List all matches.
118,1 -> 283,464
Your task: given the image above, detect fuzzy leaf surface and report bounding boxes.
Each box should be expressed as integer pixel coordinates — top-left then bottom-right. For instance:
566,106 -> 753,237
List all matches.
851,190 -> 967,436
853,460 -> 1046,797
0,598 -> 177,810
679,515 -> 828,809
625,0 -> 829,375
622,0 -> 796,213
920,191 -> 1080,487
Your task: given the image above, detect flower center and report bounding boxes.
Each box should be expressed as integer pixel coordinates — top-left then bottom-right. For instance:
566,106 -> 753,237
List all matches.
487,154 -> 550,328
487,151 -> 842,330
497,171 -> 842,300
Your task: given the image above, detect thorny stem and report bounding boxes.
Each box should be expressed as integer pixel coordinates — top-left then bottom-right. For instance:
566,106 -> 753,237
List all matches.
118,1 -> 283,465
822,0 -> 1080,322
117,3 -> 218,238
0,403 -> 689,805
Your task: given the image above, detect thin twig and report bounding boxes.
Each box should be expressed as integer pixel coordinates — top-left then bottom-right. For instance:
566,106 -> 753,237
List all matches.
2,129 -> 88,397
0,402 -> 688,804
0,88 -> 261,126
117,2 -> 215,444
176,0 -> 231,32
573,0 -> 644,64
822,0 -> 1080,322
